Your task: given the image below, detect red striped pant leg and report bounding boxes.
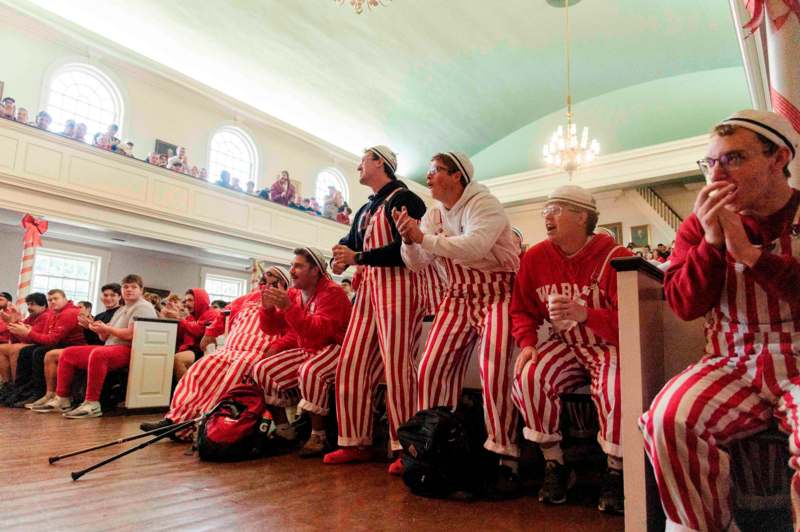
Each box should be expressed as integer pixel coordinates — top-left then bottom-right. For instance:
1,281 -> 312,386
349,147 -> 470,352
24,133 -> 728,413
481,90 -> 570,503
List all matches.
417,295 -> 477,413
776,370 -> 800,532
640,355 -> 769,532
196,348 -> 268,414
297,344 -> 341,415
512,340 -> 585,446
373,270 -> 424,451
579,345 -> 622,458
167,349 -> 234,422
250,348 -> 307,407
335,278 -> 380,447
476,294 -> 519,457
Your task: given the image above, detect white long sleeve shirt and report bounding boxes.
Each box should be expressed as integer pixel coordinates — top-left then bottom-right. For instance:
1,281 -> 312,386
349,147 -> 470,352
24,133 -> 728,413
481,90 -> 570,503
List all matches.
401,181 -> 519,274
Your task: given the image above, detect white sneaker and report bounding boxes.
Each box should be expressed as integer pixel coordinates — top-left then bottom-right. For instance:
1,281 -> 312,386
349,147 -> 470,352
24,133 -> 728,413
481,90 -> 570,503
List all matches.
26,393 -> 55,409
31,396 -> 72,413
63,401 -> 102,419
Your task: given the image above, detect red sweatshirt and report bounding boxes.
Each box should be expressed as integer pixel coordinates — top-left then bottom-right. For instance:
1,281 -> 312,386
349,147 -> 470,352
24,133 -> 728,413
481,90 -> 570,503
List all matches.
10,309 -> 51,343
665,189 -> 800,321
26,301 -> 86,346
260,277 -> 352,354
177,288 -> 220,352
511,233 -> 632,349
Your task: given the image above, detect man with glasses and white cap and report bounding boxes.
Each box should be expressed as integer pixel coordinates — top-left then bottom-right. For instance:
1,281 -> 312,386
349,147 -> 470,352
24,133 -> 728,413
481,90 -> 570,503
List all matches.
249,247 -> 352,458
641,109 -> 800,531
393,151 -> 521,497
139,264 -> 291,436
324,145 -> 427,474
509,184 -> 631,512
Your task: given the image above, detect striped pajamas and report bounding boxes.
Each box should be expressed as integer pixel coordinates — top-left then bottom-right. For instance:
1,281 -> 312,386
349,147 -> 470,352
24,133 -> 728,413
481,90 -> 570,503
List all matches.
512,338 -> 621,457
167,293 -> 277,423
250,344 -> 341,415
335,199 -> 424,451
641,201 -> 800,531
417,260 -> 519,457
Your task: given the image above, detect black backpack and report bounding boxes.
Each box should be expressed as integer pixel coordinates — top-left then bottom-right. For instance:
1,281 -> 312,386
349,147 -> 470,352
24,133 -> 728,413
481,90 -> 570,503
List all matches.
398,407 -> 481,498
196,383 -> 273,462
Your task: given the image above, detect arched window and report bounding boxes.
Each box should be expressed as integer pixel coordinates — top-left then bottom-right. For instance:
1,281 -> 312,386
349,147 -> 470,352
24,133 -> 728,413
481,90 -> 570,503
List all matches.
208,126 -> 258,185
315,168 -> 349,207
45,63 -> 123,140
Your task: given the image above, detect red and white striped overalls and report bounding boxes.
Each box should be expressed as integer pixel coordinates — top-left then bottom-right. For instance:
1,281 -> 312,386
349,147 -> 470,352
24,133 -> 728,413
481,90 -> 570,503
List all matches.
335,191 -> 424,451
511,247 -> 623,458
168,292 -> 278,423
641,204 -> 800,532
417,257 -> 519,457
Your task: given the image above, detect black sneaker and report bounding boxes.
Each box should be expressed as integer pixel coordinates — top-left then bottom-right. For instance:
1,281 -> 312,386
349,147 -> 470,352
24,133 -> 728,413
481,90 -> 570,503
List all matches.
140,418 -> 175,434
484,464 -> 523,500
538,460 -> 576,504
0,382 -> 16,403
598,468 -> 624,514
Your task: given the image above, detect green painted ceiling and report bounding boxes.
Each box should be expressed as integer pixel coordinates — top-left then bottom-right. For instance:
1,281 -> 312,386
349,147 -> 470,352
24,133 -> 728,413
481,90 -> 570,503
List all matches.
17,0 -> 749,180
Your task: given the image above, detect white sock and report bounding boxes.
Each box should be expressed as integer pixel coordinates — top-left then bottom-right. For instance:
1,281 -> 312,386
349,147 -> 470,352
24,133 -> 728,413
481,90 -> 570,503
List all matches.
607,455 -> 623,471
541,445 -> 564,464
55,395 -> 71,406
500,457 -> 519,474
85,400 -> 101,409
311,429 -> 326,437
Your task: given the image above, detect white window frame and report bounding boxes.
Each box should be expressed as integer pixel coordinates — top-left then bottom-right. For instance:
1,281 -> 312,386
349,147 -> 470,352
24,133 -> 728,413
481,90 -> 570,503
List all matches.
202,271 -> 248,304
315,167 -> 349,208
43,62 -> 125,141
207,125 -> 259,187
31,248 -> 103,310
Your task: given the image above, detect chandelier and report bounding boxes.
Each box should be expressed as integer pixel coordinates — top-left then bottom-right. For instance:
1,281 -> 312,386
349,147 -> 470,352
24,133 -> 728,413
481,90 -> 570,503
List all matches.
335,0 -> 390,14
542,0 -> 600,176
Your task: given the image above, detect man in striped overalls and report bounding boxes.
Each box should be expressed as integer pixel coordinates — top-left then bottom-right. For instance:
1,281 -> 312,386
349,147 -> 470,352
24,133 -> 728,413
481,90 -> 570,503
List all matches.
509,185 -> 632,512
324,145 -> 427,475
641,109 -> 800,531
139,266 -> 290,435
394,151 -> 521,497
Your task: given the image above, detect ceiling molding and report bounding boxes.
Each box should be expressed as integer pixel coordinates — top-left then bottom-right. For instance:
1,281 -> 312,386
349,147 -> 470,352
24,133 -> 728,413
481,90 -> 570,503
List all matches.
728,0 -> 771,110
483,135 -> 708,205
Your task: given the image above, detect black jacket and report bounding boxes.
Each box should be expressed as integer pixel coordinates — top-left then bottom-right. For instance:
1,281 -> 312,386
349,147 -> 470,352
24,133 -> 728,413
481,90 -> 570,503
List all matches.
338,180 -> 426,267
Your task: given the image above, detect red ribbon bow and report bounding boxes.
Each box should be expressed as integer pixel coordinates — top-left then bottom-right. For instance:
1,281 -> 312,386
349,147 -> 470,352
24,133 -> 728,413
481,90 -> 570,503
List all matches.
21,213 -> 48,247
744,0 -> 800,34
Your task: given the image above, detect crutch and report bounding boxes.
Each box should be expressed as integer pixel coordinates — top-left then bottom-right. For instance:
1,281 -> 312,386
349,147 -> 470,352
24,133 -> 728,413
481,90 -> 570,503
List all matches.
48,418 -> 200,464
69,417 -> 199,481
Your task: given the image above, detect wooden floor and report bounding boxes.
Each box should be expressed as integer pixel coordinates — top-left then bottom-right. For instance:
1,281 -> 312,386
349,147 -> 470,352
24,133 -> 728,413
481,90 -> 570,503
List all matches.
0,409 -> 624,531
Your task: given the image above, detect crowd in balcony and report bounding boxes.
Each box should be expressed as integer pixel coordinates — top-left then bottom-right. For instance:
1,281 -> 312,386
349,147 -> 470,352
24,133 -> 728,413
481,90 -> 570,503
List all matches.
0,96 -> 351,225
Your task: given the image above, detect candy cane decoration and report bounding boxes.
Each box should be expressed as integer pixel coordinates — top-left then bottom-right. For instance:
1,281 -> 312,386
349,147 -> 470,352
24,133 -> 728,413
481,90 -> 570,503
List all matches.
16,214 -> 49,311
248,258 -> 261,292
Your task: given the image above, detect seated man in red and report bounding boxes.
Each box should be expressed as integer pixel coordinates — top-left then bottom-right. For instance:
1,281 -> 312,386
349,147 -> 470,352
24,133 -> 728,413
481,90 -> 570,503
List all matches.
5,289 -> 86,407
0,292 -> 49,397
139,266 -> 290,434
0,291 -> 13,344
173,288 -> 219,381
250,248 -> 352,457
33,274 -> 156,418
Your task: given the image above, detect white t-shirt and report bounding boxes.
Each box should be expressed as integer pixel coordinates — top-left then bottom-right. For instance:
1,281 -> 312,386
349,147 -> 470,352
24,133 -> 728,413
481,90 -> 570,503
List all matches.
105,298 -> 157,346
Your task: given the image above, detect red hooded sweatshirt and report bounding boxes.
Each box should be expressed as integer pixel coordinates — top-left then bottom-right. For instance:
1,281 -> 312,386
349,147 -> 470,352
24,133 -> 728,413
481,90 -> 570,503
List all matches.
25,301 -> 86,346
177,288 -> 220,352
11,308 -> 51,343
259,276 -> 352,354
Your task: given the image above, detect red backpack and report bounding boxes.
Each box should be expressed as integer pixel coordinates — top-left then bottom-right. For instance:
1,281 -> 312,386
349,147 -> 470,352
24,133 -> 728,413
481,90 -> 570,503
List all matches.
196,383 -> 273,462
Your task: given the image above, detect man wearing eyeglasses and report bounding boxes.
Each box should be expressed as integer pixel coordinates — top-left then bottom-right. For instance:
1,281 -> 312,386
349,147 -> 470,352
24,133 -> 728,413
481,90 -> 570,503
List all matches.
640,109 -> 800,532
509,185 -> 631,512
393,151 -> 521,497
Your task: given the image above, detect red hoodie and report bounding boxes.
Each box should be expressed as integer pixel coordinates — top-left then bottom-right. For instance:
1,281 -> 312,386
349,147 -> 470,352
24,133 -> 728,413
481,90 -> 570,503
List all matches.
177,288 -> 220,352
25,301 -> 86,346
260,276 -> 352,354
10,309 -> 51,343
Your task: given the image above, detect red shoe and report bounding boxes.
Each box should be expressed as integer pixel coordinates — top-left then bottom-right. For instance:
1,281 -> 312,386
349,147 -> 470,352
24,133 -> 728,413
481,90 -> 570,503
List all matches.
323,447 -> 372,464
387,457 -> 404,476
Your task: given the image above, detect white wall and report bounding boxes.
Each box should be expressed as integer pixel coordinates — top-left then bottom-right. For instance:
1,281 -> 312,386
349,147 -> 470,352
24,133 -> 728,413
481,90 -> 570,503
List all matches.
0,6 -> 369,207
0,228 -> 249,310
506,188 -> 678,249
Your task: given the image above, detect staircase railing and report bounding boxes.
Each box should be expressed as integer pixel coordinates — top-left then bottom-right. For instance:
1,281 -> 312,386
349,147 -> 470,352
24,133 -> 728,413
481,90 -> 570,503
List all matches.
635,186 -> 683,233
